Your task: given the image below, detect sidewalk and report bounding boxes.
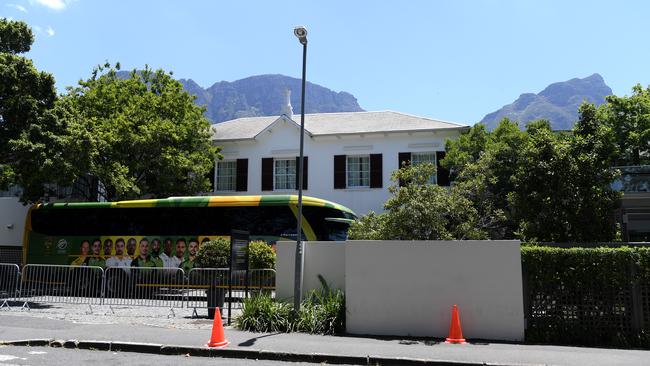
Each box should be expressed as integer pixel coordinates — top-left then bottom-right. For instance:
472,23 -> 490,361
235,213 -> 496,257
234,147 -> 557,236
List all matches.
0,307 -> 649,366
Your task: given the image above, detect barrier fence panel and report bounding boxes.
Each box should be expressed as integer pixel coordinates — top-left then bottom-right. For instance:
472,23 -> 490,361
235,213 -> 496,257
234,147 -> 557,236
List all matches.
19,264 -> 104,308
103,267 -> 185,310
186,268 -> 230,317
0,263 -> 20,308
248,269 -> 276,297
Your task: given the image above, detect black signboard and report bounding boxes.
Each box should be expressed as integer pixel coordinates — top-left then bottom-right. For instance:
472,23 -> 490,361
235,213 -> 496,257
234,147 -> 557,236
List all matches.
228,229 -> 249,324
230,230 -> 249,272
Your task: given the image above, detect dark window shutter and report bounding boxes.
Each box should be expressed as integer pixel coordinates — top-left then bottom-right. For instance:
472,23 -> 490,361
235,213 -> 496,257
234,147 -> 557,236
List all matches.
398,152 -> 411,187
235,159 -> 248,192
295,156 -> 308,190
436,151 -> 450,186
261,158 -> 274,191
369,154 -> 383,188
334,155 -> 346,189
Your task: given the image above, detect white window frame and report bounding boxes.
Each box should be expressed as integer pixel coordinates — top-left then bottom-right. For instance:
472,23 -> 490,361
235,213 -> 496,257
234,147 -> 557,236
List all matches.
274,158 -> 296,191
346,155 -> 370,188
215,160 -> 237,192
411,151 -> 437,184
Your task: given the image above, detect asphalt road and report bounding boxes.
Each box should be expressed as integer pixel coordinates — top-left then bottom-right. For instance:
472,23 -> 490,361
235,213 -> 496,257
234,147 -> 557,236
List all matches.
0,345 -> 353,366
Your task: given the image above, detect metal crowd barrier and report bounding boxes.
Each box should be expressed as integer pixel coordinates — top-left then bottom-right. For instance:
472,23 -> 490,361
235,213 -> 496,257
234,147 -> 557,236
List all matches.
19,264 -> 104,311
0,263 -> 20,309
103,267 -> 186,313
186,268 -> 230,317
249,269 -> 276,296
0,264 -> 276,316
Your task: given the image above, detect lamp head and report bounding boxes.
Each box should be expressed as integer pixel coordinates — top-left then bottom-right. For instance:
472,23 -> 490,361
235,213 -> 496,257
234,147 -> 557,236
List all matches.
293,26 -> 308,45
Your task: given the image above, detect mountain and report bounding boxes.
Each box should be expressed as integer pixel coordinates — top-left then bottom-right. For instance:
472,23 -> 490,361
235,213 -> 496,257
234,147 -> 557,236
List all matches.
480,73 -> 612,130
178,74 -> 364,123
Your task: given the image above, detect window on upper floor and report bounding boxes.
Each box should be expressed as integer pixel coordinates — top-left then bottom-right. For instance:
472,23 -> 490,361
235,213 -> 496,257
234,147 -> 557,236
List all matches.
411,151 -> 437,184
346,155 -> 370,188
216,160 -> 237,191
274,158 -> 296,190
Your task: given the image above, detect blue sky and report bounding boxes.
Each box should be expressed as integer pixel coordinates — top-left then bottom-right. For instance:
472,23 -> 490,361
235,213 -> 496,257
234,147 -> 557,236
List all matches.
2,0 -> 649,124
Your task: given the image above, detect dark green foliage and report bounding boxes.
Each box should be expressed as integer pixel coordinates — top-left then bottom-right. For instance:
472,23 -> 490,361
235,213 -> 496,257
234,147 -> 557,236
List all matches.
55,63 -> 221,201
0,18 -> 34,54
247,240 -> 276,269
349,163 -> 487,240
442,114 -> 619,242
194,238 -> 230,268
0,19 -> 66,197
522,246 -> 650,348
235,275 -> 345,335
194,239 -> 276,269
234,293 -> 294,333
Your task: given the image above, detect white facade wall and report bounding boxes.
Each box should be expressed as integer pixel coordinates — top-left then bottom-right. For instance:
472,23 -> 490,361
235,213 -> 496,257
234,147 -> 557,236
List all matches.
214,118 -> 460,215
0,197 -> 30,247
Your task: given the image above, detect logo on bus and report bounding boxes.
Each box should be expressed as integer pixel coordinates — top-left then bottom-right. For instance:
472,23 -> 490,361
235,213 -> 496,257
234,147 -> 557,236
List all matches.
56,239 -> 68,250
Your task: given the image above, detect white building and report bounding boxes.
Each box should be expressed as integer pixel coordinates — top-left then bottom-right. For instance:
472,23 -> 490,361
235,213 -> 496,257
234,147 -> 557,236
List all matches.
211,95 -> 469,215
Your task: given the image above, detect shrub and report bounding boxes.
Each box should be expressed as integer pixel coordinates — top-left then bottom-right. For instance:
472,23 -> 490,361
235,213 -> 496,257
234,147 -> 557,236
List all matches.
194,238 -> 229,268
235,275 -> 345,335
522,246 -> 650,348
248,240 -> 276,269
296,275 -> 345,335
235,293 -> 293,333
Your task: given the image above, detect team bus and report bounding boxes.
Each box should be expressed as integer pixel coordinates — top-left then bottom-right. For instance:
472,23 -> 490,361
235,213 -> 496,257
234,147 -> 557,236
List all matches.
22,195 -> 357,266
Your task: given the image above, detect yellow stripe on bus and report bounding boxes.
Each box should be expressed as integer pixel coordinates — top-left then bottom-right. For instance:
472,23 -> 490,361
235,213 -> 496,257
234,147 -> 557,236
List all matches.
207,196 -> 262,207
289,205 -> 317,241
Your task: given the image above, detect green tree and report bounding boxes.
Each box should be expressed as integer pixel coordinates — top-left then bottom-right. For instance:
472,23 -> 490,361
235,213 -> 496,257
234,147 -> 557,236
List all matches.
602,85 -> 650,166
349,163 -> 487,240
57,63 -> 221,201
443,118 -> 527,239
0,19 -> 69,198
510,111 -> 620,242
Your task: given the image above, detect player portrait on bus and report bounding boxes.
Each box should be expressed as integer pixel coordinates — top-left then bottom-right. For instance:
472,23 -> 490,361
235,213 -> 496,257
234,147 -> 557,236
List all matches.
131,237 -> 157,268
105,238 -> 131,268
103,238 -> 113,258
88,238 -> 105,268
160,237 -> 174,268
71,239 -> 90,266
181,238 -> 198,273
172,238 -> 185,268
126,237 -> 137,258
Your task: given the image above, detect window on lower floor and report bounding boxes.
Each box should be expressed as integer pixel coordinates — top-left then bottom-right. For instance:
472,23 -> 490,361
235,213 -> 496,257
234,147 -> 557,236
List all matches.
347,155 -> 370,188
274,159 -> 296,190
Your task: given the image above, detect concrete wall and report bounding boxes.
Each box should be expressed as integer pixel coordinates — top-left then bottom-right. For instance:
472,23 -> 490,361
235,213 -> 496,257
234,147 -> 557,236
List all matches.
345,240 -> 524,341
275,239 -> 524,341
214,117 -> 461,215
0,197 -> 30,247
276,241 -> 345,301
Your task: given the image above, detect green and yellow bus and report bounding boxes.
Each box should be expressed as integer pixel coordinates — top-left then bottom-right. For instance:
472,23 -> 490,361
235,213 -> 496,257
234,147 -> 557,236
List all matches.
22,195 -> 357,266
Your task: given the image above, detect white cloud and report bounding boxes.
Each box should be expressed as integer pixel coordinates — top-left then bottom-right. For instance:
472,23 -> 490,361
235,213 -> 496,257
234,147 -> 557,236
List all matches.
31,0 -> 68,10
46,26 -> 54,36
7,3 -> 28,13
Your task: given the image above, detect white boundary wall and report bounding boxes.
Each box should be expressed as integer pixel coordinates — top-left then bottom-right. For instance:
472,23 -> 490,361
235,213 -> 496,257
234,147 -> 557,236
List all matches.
276,241 -> 345,301
0,197 -> 29,247
346,240 -> 524,341
276,240 -> 524,341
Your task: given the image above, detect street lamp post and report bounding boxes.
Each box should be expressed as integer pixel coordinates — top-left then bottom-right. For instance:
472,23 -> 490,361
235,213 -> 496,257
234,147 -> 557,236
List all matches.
293,25 -> 307,312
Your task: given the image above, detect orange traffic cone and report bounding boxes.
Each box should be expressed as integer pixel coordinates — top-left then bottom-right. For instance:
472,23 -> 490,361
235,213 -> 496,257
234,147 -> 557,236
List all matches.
444,304 -> 467,344
207,307 -> 229,348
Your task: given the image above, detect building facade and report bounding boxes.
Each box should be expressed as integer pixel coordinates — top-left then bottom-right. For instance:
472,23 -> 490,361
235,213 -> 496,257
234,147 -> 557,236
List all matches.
211,109 -> 469,215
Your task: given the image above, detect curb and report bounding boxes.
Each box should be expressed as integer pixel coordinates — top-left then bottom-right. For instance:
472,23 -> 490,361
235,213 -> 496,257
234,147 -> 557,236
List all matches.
0,339 -> 537,366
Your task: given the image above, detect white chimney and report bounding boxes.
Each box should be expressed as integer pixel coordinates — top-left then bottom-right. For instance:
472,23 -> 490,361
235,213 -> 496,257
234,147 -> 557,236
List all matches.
280,88 -> 294,119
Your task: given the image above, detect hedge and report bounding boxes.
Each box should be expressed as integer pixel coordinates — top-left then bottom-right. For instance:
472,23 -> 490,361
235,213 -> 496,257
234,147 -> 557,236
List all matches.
521,246 -> 650,348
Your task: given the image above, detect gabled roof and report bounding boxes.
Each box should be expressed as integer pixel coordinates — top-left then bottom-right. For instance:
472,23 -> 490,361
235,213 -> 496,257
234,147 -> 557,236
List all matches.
211,111 -> 468,141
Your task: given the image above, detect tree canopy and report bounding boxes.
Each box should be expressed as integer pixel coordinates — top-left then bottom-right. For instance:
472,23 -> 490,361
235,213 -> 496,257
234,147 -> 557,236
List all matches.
54,63 -> 221,201
0,18 -> 66,197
